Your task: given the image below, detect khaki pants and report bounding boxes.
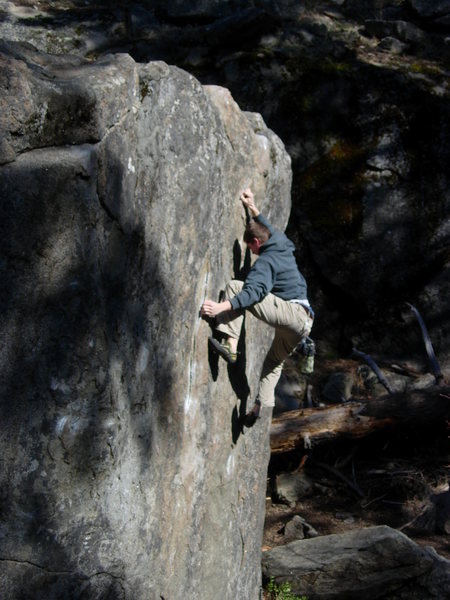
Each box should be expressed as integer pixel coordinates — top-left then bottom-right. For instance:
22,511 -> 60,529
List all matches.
216,280 -> 313,408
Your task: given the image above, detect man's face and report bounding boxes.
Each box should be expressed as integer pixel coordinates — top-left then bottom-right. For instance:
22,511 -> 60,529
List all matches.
246,238 -> 261,255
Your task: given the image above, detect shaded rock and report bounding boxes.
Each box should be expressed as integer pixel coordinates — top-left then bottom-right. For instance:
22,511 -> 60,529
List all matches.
0,3 -> 130,57
262,525 -> 450,599
335,510 -> 355,524
364,19 -> 425,45
0,41 -> 137,164
154,0 -> 236,20
322,371 -> 354,403
356,363 -> 397,396
283,515 -> 319,541
418,546 -> 450,599
406,372 -> 436,390
378,36 -> 409,54
410,0 -> 450,20
275,471 -> 314,506
0,41 -> 292,600
204,8 -> 279,48
402,498 -> 437,535
434,485 -> 450,534
274,372 -> 306,413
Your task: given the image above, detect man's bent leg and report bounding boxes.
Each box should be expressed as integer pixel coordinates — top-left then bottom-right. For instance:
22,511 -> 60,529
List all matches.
257,328 -> 304,407
249,293 -> 311,336
215,280 -> 245,340
250,298 -> 313,408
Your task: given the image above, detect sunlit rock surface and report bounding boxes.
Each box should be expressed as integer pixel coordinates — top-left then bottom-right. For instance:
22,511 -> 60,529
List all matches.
0,41 -> 292,600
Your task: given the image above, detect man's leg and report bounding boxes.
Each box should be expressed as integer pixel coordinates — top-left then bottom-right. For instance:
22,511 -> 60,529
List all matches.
207,280 -> 245,362
215,280 -> 245,347
248,293 -> 310,335
213,280 -> 313,416
250,301 -> 313,412
257,329 -> 303,408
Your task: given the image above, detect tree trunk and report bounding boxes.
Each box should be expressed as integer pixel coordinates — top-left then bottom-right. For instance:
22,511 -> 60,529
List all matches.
270,386 -> 450,454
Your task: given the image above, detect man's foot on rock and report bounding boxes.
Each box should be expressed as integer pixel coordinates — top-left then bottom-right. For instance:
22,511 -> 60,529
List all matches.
242,401 -> 261,428
208,337 -> 238,364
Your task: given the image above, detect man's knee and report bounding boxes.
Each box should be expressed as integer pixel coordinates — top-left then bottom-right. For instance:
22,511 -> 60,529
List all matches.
225,279 -> 244,297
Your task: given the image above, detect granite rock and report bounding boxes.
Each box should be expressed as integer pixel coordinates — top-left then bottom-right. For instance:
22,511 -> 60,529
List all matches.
0,41 -> 292,600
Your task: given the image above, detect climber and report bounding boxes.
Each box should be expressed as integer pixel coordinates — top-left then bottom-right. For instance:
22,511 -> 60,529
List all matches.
200,188 -> 314,427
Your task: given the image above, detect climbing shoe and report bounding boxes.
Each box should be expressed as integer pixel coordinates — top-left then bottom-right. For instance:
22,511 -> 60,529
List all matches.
242,402 -> 261,428
208,337 -> 238,364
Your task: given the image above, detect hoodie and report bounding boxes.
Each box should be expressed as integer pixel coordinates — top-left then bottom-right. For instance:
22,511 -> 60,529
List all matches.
229,213 -> 308,310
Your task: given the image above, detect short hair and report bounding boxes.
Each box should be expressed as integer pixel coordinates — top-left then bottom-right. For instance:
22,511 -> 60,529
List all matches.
243,219 -> 270,244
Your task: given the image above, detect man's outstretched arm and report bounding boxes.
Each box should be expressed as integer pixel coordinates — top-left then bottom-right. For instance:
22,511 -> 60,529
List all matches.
240,188 -> 260,217
201,188 -> 259,318
241,188 -> 274,235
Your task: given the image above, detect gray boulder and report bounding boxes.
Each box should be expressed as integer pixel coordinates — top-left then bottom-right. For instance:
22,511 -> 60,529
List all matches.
378,36 -> 409,54
275,471 -> 314,506
283,515 -> 319,541
364,19 -> 425,45
435,486 -> 450,534
410,0 -> 450,19
262,525 -> 450,599
0,41 -> 292,600
0,42 -> 137,165
322,371 -> 354,403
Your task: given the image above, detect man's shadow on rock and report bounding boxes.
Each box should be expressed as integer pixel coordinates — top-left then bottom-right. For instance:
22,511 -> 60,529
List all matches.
229,325 -> 251,444
206,239 -> 253,444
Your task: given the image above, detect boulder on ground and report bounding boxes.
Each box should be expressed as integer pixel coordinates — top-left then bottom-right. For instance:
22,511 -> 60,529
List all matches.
262,525 -> 450,599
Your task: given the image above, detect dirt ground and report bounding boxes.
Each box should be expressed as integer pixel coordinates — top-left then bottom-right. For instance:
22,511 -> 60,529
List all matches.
263,428 -> 450,561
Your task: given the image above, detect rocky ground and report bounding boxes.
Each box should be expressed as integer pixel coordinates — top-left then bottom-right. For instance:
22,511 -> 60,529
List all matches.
264,437 -> 450,557
265,354 -> 450,579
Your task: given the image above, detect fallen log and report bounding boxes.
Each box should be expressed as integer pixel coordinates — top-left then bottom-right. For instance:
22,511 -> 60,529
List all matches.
270,385 -> 450,454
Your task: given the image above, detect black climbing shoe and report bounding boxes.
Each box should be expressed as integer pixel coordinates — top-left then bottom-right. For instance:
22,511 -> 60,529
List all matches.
208,337 -> 238,364
242,412 -> 258,428
242,402 -> 261,428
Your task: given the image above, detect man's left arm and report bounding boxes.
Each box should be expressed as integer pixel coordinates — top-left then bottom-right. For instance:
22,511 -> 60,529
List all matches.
229,258 -> 275,310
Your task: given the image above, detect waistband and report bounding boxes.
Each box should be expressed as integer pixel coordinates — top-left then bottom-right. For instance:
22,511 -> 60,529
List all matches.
289,298 -> 315,319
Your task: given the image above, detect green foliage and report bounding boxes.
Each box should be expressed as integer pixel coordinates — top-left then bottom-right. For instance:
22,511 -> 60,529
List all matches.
265,577 -> 307,600
410,61 -> 443,77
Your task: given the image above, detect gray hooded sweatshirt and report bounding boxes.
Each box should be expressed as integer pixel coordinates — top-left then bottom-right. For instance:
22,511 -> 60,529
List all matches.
229,213 -> 308,310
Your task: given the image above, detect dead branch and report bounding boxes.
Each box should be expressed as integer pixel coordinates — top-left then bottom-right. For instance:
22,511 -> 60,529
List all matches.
311,459 -> 365,498
352,347 -> 395,394
407,302 -> 443,383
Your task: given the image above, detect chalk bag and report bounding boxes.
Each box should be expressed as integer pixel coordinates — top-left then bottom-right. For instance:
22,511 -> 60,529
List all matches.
296,336 -> 316,374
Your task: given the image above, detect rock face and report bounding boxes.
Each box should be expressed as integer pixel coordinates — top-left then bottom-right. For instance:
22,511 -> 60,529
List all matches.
1,0 -> 448,376
0,41 -> 292,599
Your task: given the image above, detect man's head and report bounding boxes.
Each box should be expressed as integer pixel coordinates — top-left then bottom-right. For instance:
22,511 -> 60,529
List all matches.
243,220 -> 270,255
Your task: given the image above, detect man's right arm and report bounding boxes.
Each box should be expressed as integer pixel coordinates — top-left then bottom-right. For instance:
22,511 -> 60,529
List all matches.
254,212 -> 274,235
240,189 -> 275,234
240,188 -> 260,217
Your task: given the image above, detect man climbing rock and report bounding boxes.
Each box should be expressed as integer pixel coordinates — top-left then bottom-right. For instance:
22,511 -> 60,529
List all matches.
201,188 -> 314,427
